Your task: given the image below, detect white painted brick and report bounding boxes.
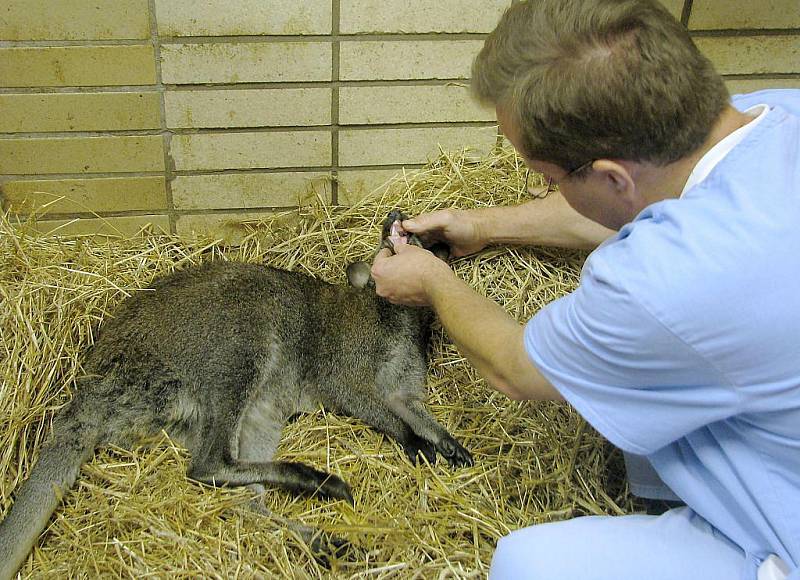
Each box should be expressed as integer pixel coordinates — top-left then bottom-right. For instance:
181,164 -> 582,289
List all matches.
339,126 -> 498,166
165,88 -> 331,128
0,45 -> 156,87
726,78 -> 800,94
35,215 -> 170,237
338,168 -> 416,205
695,36 -> 800,75
1,0 -> 150,40
339,85 -> 493,125
658,0 -> 685,20
0,92 -> 161,132
172,172 -> 331,209
176,211 -> 281,244
0,135 -> 164,174
156,0 -> 331,36
690,0 -> 800,29
170,131 -> 332,171
340,40 -> 484,81
2,176 -> 166,213
340,0 -> 509,34
160,43 -> 332,84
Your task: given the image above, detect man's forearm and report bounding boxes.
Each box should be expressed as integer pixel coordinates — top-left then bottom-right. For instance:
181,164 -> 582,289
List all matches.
476,193 -> 615,250
424,270 -> 561,401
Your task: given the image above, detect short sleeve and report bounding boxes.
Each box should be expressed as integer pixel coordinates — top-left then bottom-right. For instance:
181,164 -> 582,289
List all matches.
524,254 -> 741,454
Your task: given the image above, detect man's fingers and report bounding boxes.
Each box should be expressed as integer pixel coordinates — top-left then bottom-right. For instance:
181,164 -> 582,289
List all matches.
402,210 -> 449,234
375,247 -> 393,260
394,242 -> 427,255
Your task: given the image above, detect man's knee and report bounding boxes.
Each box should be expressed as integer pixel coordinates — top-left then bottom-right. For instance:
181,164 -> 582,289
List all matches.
490,520 -> 584,579
489,510 -> 748,580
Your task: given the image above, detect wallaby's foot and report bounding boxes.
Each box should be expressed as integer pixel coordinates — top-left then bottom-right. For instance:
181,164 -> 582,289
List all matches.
308,530 -> 351,568
189,461 -> 354,504
436,435 -> 473,468
241,498 -> 351,568
402,432 -> 437,465
300,465 -> 354,505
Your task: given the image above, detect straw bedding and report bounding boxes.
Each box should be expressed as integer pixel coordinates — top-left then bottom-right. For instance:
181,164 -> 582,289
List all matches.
0,147 -> 637,578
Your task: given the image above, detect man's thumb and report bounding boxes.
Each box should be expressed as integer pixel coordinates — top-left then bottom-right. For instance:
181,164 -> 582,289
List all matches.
402,218 -> 420,232
403,213 -> 438,233
375,247 -> 393,260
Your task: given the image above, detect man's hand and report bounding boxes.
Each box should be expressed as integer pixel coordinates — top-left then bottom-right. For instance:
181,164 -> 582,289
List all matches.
402,209 -> 488,258
371,243 -> 454,307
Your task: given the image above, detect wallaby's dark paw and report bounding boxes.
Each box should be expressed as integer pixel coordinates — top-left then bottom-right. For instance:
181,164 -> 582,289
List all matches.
284,462 -> 354,504
428,241 -> 451,262
402,432 -> 437,465
319,473 -> 355,505
309,532 -> 351,568
436,435 -> 473,468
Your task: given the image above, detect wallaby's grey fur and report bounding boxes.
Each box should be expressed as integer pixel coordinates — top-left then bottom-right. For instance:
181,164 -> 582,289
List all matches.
0,210 -> 472,578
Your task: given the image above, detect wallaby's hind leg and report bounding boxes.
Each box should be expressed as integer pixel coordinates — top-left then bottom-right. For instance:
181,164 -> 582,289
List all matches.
231,402 -> 350,562
330,392 -> 437,465
386,394 -> 473,467
186,423 -> 354,504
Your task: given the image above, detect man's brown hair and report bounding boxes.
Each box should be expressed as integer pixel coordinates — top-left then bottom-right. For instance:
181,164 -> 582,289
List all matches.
472,0 -> 729,173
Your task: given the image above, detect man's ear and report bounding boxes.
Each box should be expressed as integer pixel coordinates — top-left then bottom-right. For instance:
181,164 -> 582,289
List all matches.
346,261 -> 373,289
593,159 -> 639,205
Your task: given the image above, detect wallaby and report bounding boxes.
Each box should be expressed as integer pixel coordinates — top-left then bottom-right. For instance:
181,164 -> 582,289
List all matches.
0,210 -> 472,578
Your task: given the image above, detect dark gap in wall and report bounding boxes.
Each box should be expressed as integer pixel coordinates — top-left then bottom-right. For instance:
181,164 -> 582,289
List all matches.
155,32 -> 491,44
0,39 -> 151,47
147,0 -> 177,234
331,0 -> 341,205
163,79 -> 476,89
722,73 -> 800,79
690,28 -> 800,37
16,207 -> 304,220
680,0 -> 693,28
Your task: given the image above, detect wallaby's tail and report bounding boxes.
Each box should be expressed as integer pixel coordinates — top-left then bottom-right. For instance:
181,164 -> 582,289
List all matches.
0,400 -> 101,580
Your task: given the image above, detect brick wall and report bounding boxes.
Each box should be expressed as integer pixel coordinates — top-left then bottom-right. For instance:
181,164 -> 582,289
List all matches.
1,0 -> 799,241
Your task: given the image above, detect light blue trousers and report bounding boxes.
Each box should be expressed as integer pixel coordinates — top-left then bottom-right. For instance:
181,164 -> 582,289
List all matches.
487,453 -> 793,579
489,506 -> 749,580
623,451 -> 681,501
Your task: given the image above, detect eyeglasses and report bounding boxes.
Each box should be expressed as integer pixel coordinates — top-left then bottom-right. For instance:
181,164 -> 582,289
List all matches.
524,170 -> 554,199
565,159 -> 595,179
523,159 -> 595,198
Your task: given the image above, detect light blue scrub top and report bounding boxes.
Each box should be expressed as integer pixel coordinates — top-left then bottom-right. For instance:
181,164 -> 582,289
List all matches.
524,90 -> 800,571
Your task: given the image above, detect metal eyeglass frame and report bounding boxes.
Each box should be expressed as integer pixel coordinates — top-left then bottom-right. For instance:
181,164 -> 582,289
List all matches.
524,159 -> 595,198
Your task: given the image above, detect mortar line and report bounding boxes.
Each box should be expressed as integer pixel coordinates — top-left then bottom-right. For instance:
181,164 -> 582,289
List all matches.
147,0 -> 176,235
0,39 -> 152,47
4,28 -> 797,49
158,32 -> 490,43
0,164 -> 429,182
722,73 -> 800,80
18,207 -> 306,220
4,72 -> 799,94
681,0 -> 693,28
689,28 -> 800,37
23,209 -> 172,219
0,79 -> 476,93
0,86 -> 164,94
1,121 -> 497,140
331,0 -> 341,205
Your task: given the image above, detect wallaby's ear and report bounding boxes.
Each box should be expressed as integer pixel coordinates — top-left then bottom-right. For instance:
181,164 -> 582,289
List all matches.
346,261 -> 372,289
